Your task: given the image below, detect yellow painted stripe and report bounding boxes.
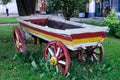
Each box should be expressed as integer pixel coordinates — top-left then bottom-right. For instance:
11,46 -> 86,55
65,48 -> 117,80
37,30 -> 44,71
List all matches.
22,26 -> 104,46
72,37 -> 103,44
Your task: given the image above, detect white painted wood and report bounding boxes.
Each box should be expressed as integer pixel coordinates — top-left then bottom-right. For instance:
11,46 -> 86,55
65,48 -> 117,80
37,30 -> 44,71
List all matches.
27,31 -> 103,51
17,15 -> 109,51
15,31 -> 19,40
17,15 -> 109,35
56,47 -> 60,57
48,48 -> 54,57
58,60 -> 66,65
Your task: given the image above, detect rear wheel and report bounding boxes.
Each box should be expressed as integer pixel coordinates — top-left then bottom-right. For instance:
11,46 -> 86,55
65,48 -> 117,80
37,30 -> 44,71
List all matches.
44,41 -> 70,75
79,44 -> 104,61
12,27 -> 26,56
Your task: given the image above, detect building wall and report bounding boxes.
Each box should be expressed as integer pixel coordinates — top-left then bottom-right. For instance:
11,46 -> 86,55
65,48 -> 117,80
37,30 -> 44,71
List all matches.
88,0 -> 96,17
114,0 -> 120,19
0,0 -> 18,14
112,0 -> 119,11
95,0 -> 120,17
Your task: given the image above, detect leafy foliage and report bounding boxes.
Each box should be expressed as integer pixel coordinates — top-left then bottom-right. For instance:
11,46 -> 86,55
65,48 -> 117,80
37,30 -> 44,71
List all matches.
2,0 -> 11,5
104,10 -> 120,38
47,0 -> 87,20
47,0 -> 62,13
76,0 -> 87,12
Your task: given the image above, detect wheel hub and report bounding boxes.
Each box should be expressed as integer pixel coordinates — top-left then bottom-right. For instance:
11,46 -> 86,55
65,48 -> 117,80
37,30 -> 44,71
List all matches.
50,57 -> 57,66
16,40 -> 20,48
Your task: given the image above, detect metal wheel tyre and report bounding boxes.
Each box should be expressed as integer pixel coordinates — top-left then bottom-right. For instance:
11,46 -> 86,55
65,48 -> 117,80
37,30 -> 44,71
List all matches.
79,45 -> 104,62
44,41 -> 70,75
12,27 -> 26,56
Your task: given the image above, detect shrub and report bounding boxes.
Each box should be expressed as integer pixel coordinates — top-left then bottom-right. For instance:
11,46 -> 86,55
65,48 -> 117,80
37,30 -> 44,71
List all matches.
47,0 -> 87,20
104,10 -> 120,38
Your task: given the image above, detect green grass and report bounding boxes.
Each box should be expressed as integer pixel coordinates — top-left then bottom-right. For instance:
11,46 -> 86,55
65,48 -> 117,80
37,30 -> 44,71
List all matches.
0,17 -> 18,23
0,26 -> 120,80
79,21 -> 106,26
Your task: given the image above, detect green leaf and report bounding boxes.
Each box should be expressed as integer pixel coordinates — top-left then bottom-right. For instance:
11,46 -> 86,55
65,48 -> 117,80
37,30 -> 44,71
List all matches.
12,53 -> 17,60
31,60 -> 38,69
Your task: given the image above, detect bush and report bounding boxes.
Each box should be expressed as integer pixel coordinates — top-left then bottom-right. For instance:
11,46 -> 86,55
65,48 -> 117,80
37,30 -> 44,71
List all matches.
104,10 -> 120,38
47,0 -> 87,20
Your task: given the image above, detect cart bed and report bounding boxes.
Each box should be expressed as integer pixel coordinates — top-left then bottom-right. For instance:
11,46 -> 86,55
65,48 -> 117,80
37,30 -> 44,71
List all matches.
18,15 -> 109,50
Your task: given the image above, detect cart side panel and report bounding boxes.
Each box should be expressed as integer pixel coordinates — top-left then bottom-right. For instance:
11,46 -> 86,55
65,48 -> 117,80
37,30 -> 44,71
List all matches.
18,17 -> 108,50
19,22 -> 107,50
19,22 -> 73,43
71,32 -> 106,44
25,19 -> 47,26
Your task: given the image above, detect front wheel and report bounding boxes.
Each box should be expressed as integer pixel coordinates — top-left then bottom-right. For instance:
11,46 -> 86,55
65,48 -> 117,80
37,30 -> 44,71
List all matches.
44,41 -> 70,75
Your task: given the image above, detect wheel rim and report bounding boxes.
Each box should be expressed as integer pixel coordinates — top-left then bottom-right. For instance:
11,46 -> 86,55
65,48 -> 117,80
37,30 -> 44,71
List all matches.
44,41 -> 70,75
87,45 -> 104,61
13,27 -> 26,56
79,45 -> 104,61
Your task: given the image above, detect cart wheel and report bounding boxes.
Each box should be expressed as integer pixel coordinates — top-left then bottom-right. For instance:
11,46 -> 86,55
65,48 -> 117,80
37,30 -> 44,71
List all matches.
44,41 -> 70,75
81,44 -> 104,61
86,44 -> 104,61
13,27 -> 26,56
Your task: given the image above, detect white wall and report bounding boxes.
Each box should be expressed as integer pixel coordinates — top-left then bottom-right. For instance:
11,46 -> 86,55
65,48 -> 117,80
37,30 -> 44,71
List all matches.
89,0 -> 95,13
0,5 -> 4,13
0,0 -> 18,14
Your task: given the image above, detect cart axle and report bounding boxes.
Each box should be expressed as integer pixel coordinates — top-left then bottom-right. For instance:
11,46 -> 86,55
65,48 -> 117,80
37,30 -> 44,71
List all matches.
50,57 -> 57,66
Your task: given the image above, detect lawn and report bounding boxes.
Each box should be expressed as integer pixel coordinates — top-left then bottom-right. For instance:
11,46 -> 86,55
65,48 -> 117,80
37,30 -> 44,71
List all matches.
0,25 -> 120,80
79,21 -> 106,26
0,17 -> 18,23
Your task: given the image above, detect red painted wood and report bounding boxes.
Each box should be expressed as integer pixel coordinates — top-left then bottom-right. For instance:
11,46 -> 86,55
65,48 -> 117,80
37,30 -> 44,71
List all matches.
71,32 -> 106,39
26,19 -> 47,26
20,21 -> 106,42
19,22 -> 72,41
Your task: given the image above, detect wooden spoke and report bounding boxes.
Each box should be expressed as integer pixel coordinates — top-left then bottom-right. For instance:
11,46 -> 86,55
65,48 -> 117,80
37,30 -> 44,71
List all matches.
15,31 -> 19,40
57,53 -> 64,60
48,48 -> 54,57
92,54 -> 99,61
58,60 -> 66,65
93,51 -> 100,55
56,47 -> 61,57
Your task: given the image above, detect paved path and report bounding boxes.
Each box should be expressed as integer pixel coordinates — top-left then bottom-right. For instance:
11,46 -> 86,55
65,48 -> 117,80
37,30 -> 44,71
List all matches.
0,13 -> 18,18
0,23 -> 19,26
70,17 -> 104,22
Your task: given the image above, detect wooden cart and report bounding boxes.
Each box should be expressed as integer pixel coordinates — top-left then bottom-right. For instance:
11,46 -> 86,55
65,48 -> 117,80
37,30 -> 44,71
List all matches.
12,15 -> 109,75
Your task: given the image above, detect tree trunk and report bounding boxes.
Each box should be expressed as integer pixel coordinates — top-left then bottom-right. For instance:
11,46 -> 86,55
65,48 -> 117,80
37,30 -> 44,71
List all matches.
16,0 -> 36,16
